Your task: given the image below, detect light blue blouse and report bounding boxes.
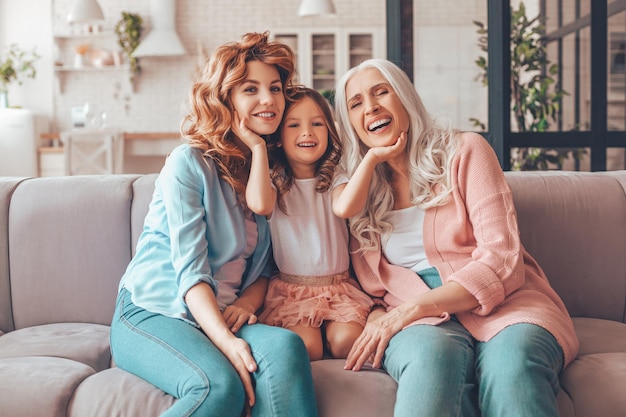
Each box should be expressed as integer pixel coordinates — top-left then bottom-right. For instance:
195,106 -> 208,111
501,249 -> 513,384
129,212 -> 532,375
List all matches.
119,144 -> 272,325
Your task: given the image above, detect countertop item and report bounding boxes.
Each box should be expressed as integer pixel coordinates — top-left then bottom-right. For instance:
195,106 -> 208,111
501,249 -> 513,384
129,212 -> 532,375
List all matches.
0,108 -> 37,177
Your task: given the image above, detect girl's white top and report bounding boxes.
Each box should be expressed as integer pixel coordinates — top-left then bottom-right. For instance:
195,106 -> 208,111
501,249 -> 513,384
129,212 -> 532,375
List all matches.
269,173 -> 349,277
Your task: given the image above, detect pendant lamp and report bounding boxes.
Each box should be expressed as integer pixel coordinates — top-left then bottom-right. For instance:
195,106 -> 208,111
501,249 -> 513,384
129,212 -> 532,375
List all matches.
67,0 -> 104,23
298,0 -> 337,17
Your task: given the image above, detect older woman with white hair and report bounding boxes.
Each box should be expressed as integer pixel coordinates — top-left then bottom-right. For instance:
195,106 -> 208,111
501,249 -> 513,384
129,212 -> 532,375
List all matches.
331,58 -> 578,417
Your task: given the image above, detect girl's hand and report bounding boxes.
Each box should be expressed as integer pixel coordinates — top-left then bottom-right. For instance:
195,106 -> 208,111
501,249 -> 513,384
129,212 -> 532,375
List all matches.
222,303 -> 258,334
368,131 -> 407,164
232,111 -> 265,151
344,308 -> 405,371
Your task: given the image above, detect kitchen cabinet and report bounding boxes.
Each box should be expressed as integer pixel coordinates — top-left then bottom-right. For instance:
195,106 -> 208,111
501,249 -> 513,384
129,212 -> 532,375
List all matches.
274,28 -> 385,93
311,34 -> 336,91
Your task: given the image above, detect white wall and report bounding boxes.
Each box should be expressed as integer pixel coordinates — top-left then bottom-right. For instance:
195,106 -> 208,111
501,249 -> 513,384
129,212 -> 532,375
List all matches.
41,0 -> 387,138
0,0 -> 54,135
2,0 -> 488,140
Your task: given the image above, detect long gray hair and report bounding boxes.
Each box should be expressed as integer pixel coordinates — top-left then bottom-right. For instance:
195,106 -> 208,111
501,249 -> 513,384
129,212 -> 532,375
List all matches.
334,59 -> 459,251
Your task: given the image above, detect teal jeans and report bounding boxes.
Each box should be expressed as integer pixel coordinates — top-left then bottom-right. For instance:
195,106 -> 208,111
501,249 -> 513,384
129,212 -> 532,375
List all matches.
382,268 -> 564,417
110,288 -> 319,417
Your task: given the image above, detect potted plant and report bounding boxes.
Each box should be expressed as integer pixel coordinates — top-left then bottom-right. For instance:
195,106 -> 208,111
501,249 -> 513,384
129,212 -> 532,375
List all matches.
115,12 -> 143,81
320,89 -> 335,107
471,2 -> 585,170
0,44 -> 40,108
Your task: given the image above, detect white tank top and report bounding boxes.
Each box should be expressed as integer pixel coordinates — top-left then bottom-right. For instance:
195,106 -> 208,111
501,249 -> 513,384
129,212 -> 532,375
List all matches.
268,175 -> 350,276
382,205 -> 432,273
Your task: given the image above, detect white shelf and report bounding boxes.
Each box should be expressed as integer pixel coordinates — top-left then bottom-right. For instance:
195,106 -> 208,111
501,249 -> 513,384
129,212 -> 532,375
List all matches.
54,65 -> 132,94
54,31 -> 116,40
54,65 -> 129,72
52,30 -> 133,94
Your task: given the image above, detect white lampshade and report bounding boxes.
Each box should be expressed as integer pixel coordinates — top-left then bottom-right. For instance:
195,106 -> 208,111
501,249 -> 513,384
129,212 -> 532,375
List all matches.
298,0 -> 336,17
67,0 -> 104,23
133,0 -> 186,57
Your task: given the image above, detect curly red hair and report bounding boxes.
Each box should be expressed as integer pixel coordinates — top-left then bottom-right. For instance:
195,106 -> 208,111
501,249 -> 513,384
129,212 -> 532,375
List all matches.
181,31 -> 296,198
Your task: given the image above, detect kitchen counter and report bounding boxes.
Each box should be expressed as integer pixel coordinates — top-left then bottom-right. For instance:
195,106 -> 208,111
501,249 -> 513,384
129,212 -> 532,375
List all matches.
38,132 -> 181,176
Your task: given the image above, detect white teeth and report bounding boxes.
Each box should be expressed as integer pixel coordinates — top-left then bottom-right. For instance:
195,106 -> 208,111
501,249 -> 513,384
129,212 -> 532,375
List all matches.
368,118 -> 391,131
257,112 -> 274,118
298,143 -> 316,147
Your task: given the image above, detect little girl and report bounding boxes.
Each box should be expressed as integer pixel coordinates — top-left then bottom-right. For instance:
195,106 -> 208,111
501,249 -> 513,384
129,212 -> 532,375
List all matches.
253,86 -> 373,361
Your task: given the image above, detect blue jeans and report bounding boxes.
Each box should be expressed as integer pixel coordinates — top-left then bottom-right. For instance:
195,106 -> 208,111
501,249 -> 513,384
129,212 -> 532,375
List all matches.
382,269 -> 564,417
110,288 -> 318,417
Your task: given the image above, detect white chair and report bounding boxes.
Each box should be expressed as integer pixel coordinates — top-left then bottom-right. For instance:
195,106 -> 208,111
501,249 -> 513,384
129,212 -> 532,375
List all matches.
61,129 -> 124,175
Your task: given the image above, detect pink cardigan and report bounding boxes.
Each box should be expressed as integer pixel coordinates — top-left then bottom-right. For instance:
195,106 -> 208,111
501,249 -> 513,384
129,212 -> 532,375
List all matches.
350,132 -> 579,366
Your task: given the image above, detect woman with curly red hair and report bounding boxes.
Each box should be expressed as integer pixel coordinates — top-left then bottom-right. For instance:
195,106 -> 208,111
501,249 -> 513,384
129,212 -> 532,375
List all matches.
110,32 -> 318,417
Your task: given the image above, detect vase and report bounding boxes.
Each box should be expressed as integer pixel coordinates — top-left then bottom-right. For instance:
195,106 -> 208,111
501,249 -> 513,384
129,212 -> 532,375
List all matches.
0,91 -> 8,108
74,54 -> 84,68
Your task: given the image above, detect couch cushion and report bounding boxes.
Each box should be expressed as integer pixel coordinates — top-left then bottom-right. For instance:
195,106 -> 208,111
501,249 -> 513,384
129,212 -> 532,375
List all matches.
505,171 -> 626,321
311,359 -> 396,417
0,323 -> 110,371
556,389 -> 574,417
559,352 -> 626,417
573,317 -> 626,356
68,367 -> 175,417
8,175 -> 140,329
0,356 -> 95,417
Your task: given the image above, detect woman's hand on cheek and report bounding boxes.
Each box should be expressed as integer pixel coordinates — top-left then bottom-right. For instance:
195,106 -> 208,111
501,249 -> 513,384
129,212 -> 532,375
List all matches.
233,111 -> 265,151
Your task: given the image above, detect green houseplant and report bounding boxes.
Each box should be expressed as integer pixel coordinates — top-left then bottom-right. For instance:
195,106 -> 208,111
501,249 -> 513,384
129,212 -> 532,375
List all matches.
471,2 -> 584,170
115,12 -> 143,80
320,89 -> 335,107
0,44 -> 40,108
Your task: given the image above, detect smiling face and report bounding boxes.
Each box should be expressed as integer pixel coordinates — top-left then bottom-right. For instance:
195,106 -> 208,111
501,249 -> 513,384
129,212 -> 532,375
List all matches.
280,96 -> 329,178
345,67 -> 410,149
230,60 -> 285,136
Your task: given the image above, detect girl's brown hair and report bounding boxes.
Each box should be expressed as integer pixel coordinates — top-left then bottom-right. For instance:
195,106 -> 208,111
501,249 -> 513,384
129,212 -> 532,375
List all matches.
268,86 -> 342,214
181,31 -> 296,198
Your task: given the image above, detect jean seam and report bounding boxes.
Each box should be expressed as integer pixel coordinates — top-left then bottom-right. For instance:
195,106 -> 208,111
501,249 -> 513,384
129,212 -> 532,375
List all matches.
252,350 -> 281,417
117,292 -> 210,417
455,338 -> 472,417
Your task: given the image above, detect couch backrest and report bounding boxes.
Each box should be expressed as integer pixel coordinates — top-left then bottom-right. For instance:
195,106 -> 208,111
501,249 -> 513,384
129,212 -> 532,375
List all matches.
6,175 -> 140,330
1,171 -> 625,333
130,174 -> 158,257
505,171 -> 626,322
0,177 -> 27,334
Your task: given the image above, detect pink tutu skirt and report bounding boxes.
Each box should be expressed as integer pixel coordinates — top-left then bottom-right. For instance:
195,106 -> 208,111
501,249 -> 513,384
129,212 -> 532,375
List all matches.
259,270 -> 374,328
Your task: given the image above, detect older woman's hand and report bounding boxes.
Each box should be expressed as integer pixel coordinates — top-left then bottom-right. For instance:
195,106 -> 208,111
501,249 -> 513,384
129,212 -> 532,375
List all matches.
344,307 -> 406,371
368,131 -> 407,164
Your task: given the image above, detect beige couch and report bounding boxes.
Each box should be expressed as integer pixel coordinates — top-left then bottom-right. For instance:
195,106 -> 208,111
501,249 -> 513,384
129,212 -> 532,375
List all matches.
1,170 -> 626,417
